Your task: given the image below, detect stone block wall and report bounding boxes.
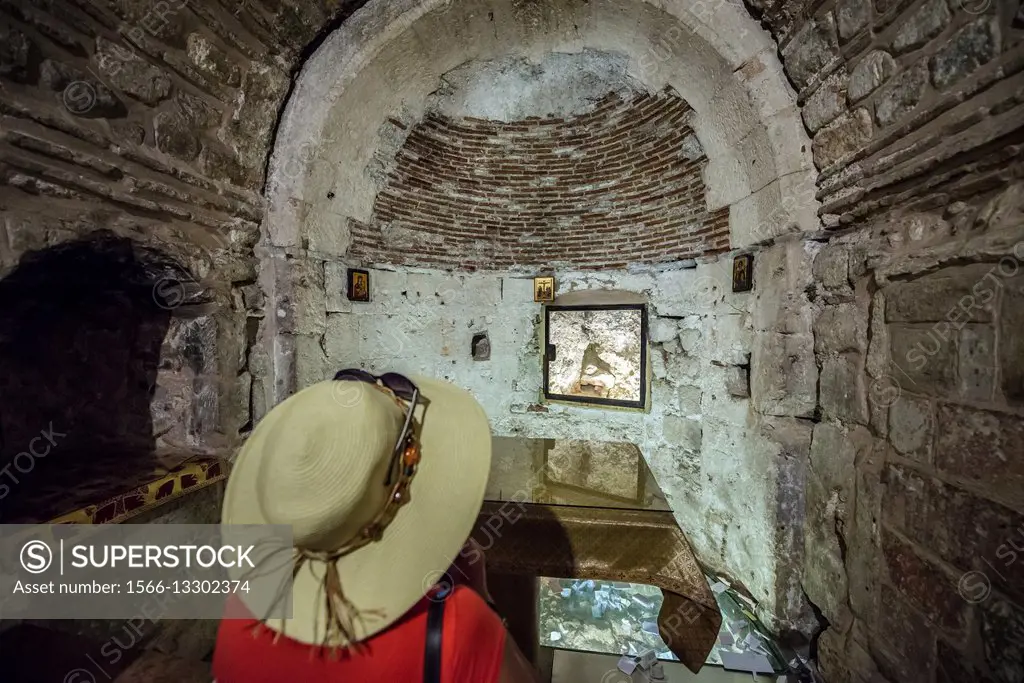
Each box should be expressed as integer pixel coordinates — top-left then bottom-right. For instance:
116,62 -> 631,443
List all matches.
805,183 -> 1024,683
746,1 -> 1024,679
0,231 -> 236,523
0,0 -> 358,455
753,0 -> 1023,224
353,91 -> 729,270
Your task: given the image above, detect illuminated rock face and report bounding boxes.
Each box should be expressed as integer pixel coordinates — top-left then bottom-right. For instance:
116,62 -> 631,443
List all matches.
547,309 -> 644,403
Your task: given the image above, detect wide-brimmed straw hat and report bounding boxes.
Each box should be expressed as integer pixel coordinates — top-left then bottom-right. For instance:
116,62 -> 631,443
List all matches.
222,373 -> 492,646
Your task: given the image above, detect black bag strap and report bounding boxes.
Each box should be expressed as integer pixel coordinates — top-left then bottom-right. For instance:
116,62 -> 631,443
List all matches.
423,594 -> 446,683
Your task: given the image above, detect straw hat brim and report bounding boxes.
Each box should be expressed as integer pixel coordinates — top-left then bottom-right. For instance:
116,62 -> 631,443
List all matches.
221,375 -> 492,646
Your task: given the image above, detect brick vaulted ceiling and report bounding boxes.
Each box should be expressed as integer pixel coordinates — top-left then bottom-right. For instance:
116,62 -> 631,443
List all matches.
350,91 -> 730,271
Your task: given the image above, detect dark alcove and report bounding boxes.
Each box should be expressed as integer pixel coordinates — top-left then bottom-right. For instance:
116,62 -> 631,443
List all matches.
0,231 -> 201,523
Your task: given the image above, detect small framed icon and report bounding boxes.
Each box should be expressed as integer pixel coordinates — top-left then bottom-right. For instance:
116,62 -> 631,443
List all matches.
347,268 -> 370,302
732,254 -> 753,293
534,276 -> 555,303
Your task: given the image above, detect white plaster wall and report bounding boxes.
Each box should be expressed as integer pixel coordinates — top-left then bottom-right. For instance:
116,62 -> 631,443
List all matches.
427,50 -> 644,121
300,256 -> 789,619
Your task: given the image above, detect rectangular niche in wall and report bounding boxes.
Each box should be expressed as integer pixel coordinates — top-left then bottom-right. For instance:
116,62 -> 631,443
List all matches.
543,304 -> 647,409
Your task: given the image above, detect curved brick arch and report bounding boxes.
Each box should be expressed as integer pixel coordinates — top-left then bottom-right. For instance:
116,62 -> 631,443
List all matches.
264,0 -> 818,254
355,92 -> 730,270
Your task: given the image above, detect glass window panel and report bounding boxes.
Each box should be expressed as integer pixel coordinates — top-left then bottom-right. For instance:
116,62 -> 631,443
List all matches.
544,306 -> 646,408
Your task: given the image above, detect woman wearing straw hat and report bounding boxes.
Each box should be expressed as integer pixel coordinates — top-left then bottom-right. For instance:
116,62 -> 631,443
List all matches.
213,370 -> 542,682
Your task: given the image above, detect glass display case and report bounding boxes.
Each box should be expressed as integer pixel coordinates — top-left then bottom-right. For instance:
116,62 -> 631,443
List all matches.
486,436 -> 787,676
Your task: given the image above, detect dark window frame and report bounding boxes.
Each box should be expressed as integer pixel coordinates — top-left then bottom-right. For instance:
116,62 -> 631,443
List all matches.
542,303 -> 649,409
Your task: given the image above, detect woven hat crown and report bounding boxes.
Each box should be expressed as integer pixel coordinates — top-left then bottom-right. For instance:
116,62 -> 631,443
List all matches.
254,381 -> 405,551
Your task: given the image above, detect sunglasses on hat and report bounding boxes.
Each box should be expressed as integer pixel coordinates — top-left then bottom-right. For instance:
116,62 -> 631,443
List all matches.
333,369 -> 421,488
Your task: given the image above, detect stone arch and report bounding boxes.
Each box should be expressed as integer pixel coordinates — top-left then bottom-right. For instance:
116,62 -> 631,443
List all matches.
257,0 -> 822,633
262,0 -> 818,401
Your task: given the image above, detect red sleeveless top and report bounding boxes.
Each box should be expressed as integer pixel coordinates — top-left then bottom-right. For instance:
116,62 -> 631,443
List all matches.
212,586 -> 506,683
